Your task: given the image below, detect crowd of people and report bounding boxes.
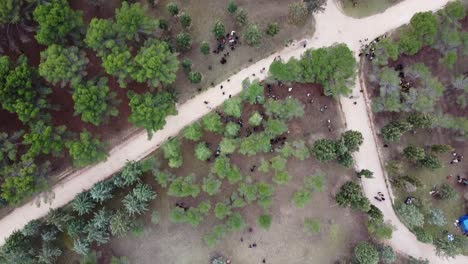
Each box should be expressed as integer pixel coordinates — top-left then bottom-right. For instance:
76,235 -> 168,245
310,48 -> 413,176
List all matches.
214,31 -> 241,65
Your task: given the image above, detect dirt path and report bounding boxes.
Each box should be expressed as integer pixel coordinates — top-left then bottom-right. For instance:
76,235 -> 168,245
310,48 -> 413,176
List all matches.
1,0 -> 465,262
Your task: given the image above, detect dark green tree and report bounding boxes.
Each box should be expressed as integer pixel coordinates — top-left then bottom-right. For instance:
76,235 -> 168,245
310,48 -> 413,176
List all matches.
65,131 -> 107,167
166,2 -> 179,16
312,139 -> 337,162
180,13 -> 192,28
403,146 -> 426,161
200,41 -> 210,55
176,32 -> 192,51
115,2 -> 156,41
266,22 -> 280,37
354,241 -> 379,264
23,121 -> 66,157
335,181 -> 371,212
227,0 -> 238,14
189,71 -> 202,84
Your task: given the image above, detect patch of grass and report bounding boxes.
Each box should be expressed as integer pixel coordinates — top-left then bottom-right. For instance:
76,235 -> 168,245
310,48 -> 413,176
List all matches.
339,0 -> 401,18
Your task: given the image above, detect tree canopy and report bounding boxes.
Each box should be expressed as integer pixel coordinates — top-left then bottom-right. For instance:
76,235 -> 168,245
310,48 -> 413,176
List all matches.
65,131 -> 107,167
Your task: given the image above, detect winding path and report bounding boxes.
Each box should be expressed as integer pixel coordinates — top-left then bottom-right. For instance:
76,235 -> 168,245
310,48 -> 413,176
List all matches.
0,0 -> 465,262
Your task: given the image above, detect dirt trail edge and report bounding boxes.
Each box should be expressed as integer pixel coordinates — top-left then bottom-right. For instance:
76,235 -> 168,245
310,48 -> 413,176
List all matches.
1,1 -> 464,262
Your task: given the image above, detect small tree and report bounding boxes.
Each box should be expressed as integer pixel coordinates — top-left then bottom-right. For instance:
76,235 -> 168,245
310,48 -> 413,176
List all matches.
214,202 -> 232,219
90,181 -> 114,203
439,183 -> 459,200
354,242 -> 379,264
223,97 -> 243,118
220,138 -> 238,154
342,130 -> 363,152
168,174 -> 200,198
166,2 -> 179,16
312,139 -> 337,162
225,122 -> 240,137
404,146 -> 426,161
110,210 -> 133,237
258,214 -> 272,230
244,23 -> 262,47
335,181 -> 370,212
72,192 -> 95,216
66,131 -> 107,167
200,41 -> 210,55
183,122 -> 203,141
380,245 -> 396,264
358,169 -> 374,179
419,154 -> 441,170
288,2 -> 309,26
266,22 -> 280,37
181,58 -> 192,71
23,121 -> 66,158
395,203 -> 424,228
249,111 -> 263,126
189,71 -> 202,84
202,113 -> 224,134
292,188 -> 311,208
180,13 -> 192,28
235,8 -> 248,26
195,142 -> 212,161
175,32 -> 192,51
202,176 -> 222,196
162,138 -> 183,168
227,0 -> 238,14
212,20 -> 226,39
115,2 -> 156,41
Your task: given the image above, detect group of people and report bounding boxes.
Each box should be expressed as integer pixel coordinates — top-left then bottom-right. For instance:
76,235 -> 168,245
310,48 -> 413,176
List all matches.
374,191 -> 386,202
214,31 -> 241,65
358,34 -> 387,61
450,151 -> 463,164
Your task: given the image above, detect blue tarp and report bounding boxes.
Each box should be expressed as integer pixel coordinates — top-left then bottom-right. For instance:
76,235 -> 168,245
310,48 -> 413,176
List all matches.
459,215 -> 468,233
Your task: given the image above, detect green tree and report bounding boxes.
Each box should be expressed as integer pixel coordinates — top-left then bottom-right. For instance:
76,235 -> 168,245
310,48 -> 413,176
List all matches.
200,41 -> 210,55
439,183 -> 459,200
355,242 -> 379,264
115,2 -> 156,41
214,202 -> 232,219
162,138 -> 183,168
180,13 -> 192,28
224,122 -> 240,137
249,112 -> 263,126
398,32 -> 423,55
176,32 -> 192,51
358,169 -> 374,179
128,91 -> 177,137
219,138 -> 238,154
33,0 -> 84,45
212,20 -> 226,39
23,121 -> 66,157
239,133 -> 271,156
168,174 -> 200,198
335,181 -> 370,212
442,1 -> 466,21
0,0 -> 22,24
428,208 -> 447,227
90,181 -> 114,203
241,80 -> 265,104
372,38 -> 399,66
123,183 -> 156,216
202,112 -> 224,134
226,165 -> 243,184
266,22 -> 280,37
419,154 -> 442,170
288,2 -> 309,25
258,214 -> 272,230
131,39 -> 179,87
227,212 -> 245,231
66,131 -> 107,167
72,77 -> 119,126
407,112 -> 434,129
0,61 -> 47,122
227,0 -> 238,14
367,220 -> 393,240
274,171 -> 291,185
39,44 -> 88,87
403,146 -> 426,161
235,8 -> 248,26
195,142 -> 212,161
244,23 -> 262,47
312,139 -> 337,162
71,192 -> 95,216
341,130 -> 363,152
110,209 -> 133,237
292,188 -> 311,208
189,71 -> 202,84
440,51 -> 457,69
409,12 -> 439,45
202,176 -> 222,196
264,98 -> 304,120
114,160 -> 144,187
431,144 -> 453,154
166,2 -> 179,16
381,121 -> 412,142
395,203 -> 424,228
183,122 -> 203,141
101,44 -> 134,88
85,18 -> 118,54
223,97 -> 243,118
380,245 -> 396,264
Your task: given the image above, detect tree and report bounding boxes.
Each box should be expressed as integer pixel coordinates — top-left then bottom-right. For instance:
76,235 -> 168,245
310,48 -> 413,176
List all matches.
110,209 -> 133,237
223,97 -> 243,118
227,0 -> 238,14
113,160 -> 144,187
337,152 -> 354,168
288,2 -> 309,25
202,176 -> 222,196
90,181 -> 114,203
85,18 -> 118,53
123,183 -> 156,216
132,39 -> 179,87
380,245 -> 396,264
409,12 -> 439,45
258,214 -> 272,230
200,41 -> 210,55
266,22 -> 280,37
312,139 -> 337,162
183,122 -> 203,141
372,38 -> 399,66
354,242 -> 379,264
166,2 -> 179,16
37,243 -> 62,263
219,138 -> 238,154
257,182 -> 275,209
115,2 -> 156,41
404,146 -> 426,161
73,77 -> 119,126
440,51 -> 457,69
0,56 -> 49,123
195,142 -> 212,161
224,122 -> 240,137
176,32 -> 192,51
181,58 -> 192,71
274,171 -> 291,185
66,131 -> 107,167
227,212 -> 245,231
212,20 -> 226,39
180,13 -> 192,28
226,165 -> 243,184
398,32 -> 423,55
127,91 -> 177,137
239,133 -> 271,156
342,130 -> 363,152
214,202 -> 232,219
33,0 -> 84,45
21,219 -> 42,237
101,44 -> 134,88
395,203 -> 424,228
153,170 -> 174,188
241,80 -> 265,104
162,138 -> 183,168
428,208 -> 447,227
202,112 -> 224,134
189,71 -> 202,84
419,154 -> 441,170
168,174 -> 200,198
249,112 -> 263,126
264,98 -> 304,120
434,234 -> 466,258
235,8 -> 248,26
23,121 -> 66,157
366,220 -> 393,240
407,112 -> 433,129
0,0 -> 22,24
270,156 -> 287,171
381,121 -> 412,142
443,1 -> 466,21
358,169 -> 374,179
292,188 -> 311,208
431,144 -> 453,154
244,23 -> 262,47
71,192 -> 95,216
39,44 -> 88,87
335,181 -> 370,212
439,183 -> 459,200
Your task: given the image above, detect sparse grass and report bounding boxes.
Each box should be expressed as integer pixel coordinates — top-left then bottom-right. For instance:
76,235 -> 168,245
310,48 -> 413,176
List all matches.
339,0 -> 401,18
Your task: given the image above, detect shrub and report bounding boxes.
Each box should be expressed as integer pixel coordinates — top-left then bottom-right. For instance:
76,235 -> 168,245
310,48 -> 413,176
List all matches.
439,183 -> 459,200
176,32 -> 192,51
266,22 -> 280,36
180,13 -> 191,28
354,241 -> 379,264
200,41 -> 210,55
181,58 -> 192,71
166,2 -> 179,16
214,202 -> 232,219
414,227 -> 433,243
202,176 -> 222,196
168,174 -> 200,198
213,20 -> 225,39
110,210 -> 133,237
258,214 -> 272,230
227,0 -> 238,14
195,142 -> 212,161
366,220 -> 393,240
183,122 -> 203,141
380,245 -> 396,264
395,203 -> 424,228
236,8 -> 248,26
288,2 -> 309,25
292,188 -> 311,208
358,169 -> 374,179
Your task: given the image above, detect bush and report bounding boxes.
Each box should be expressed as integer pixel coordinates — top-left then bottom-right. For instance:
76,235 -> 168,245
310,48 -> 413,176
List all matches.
181,58 -> 192,71
180,13 -> 191,28
380,245 -> 396,264
395,203 -> 424,228
227,0 -> 238,14
183,122 -> 203,141
354,241 -> 379,264
214,202 -> 232,219
168,174 -> 200,198
166,2 -> 179,16
266,22 -> 280,37
439,183 -> 459,200
358,169 -> 374,179
303,218 -> 321,234
413,227 -> 433,243
200,41 -> 210,55
243,23 -> 262,47
292,189 -> 311,208
176,32 -> 192,51
195,142 -> 212,161
258,214 -> 272,230
288,2 -> 309,25
213,20 -> 225,39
